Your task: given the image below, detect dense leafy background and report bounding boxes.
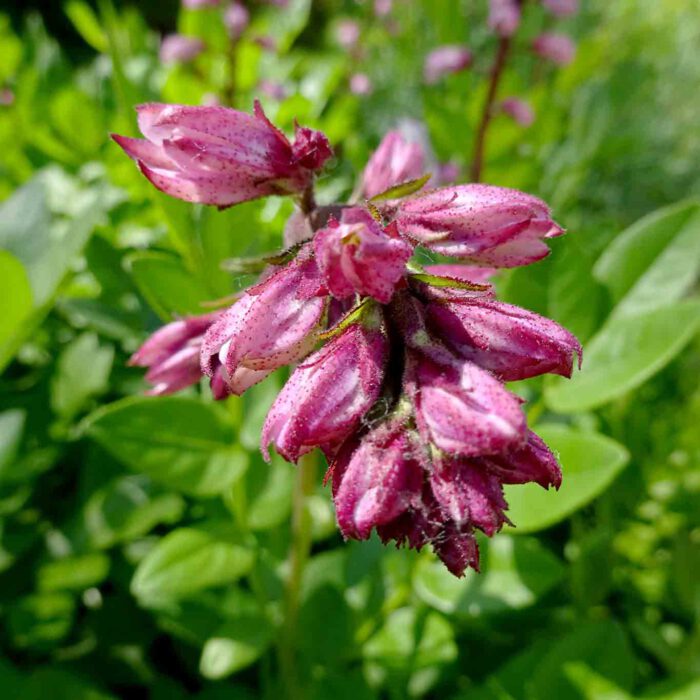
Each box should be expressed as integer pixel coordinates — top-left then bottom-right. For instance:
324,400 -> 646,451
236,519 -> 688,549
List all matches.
1,1 -> 699,698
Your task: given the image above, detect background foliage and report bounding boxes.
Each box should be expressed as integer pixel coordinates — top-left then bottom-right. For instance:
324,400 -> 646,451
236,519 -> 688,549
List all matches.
1,1 -> 699,698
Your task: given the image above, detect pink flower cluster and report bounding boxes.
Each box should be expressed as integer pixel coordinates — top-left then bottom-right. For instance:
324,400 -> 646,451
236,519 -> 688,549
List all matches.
116,105 -> 581,576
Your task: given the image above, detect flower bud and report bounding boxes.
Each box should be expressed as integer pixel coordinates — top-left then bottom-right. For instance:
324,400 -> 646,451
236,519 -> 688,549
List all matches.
395,184 -> 564,267
481,431 -> 562,489
112,101 -> 332,207
423,45 -> 472,85
533,33 -> 576,66
335,19 -> 360,50
542,0 -> 579,18
159,35 -> 205,64
408,352 -> 527,458
426,298 -> 582,381
501,97 -> 535,127
200,252 -> 326,381
429,457 -> 509,535
488,0 -> 520,37
261,315 -> 388,462
361,131 -> 426,199
349,73 -> 373,96
130,312 -> 219,395
223,2 -> 249,40
314,207 -> 413,303
331,420 -> 424,539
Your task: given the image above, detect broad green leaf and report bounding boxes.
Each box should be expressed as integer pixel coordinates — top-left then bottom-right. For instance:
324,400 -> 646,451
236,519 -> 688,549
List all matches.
65,0 -> 108,51
546,300 -> 700,412
0,251 -> 33,350
594,200 -> 699,304
503,426 -> 629,533
128,251 -> 214,319
51,332 -> 114,419
83,476 -> 185,549
363,608 -> 457,670
414,535 -> 565,615
7,592 -> 76,650
649,679 -> 700,700
82,397 -> 247,497
37,553 -> 110,592
563,663 -> 632,700
131,526 -> 255,605
200,615 -> 274,679
605,206 -> 700,319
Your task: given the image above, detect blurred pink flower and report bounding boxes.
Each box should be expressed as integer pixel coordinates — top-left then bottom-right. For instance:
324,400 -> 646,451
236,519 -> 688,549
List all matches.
182,0 -> 220,7
488,0 -> 520,37
423,45 -> 472,84
335,19 -> 361,50
361,131 -> 426,198
501,97 -> 535,127
533,32 -> 576,65
224,2 -> 249,40
258,79 -> 287,101
349,73 -> 373,95
374,0 -> 393,17
542,0 -> 579,17
159,35 -> 205,64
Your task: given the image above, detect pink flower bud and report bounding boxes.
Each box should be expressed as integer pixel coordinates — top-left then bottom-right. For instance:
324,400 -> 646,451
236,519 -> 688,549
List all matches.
255,35 -> 278,52
426,298 -> 582,381
408,353 -> 527,458
431,526 -> 480,576
314,207 -> 413,303
349,73 -> 373,96
395,184 -> 564,267
361,131 -> 426,199
542,0 -> 579,17
423,45 -> 472,85
130,312 -> 220,395
533,32 -> 576,65
374,0 -> 392,17
434,161 -> 460,185
258,79 -> 287,101
223,3 -> 249,40
488,0 -> 521,37
335,19 -> 360,50
112,101 -> 332,207
200,252 -> 326,381
423,264 -> 497,286
481,431 -> 562,489
261,316 -> 388,462
430,457 -> 510,535
332,420 -> 424,539
182,0 -> 220,8
159,35 -> 205,64
501,97 -> 535,127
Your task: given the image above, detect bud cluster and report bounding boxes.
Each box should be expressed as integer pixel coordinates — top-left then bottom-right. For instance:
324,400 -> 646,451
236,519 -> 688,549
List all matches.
116,106 -> 581,576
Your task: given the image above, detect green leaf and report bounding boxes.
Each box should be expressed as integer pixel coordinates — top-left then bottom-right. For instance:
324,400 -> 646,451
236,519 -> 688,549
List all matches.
594,200 -> 699,306
0,251 -> 33,351
7,592 -> 76,650
503,426 -> 629,533
363,608 -> 457,670
51,333 -> 114,420
0,409 -> 26,480
37,553 -> 110,592
546,300 -> 700,412
82,397 -> 247,497
200,615 -> 274,679
414,535 -> 565,615
131,526 -> 255,605
369,173 -> 432,202
128,251 -> 214,319
83,476 -> 185,549
65,1 -> 108,51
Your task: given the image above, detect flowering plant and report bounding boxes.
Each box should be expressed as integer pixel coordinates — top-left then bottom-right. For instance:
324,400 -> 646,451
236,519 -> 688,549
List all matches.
117,104 -> 580,576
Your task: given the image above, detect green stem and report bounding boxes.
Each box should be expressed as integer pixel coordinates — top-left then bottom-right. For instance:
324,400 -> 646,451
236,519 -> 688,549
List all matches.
278,451 -> 318,700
